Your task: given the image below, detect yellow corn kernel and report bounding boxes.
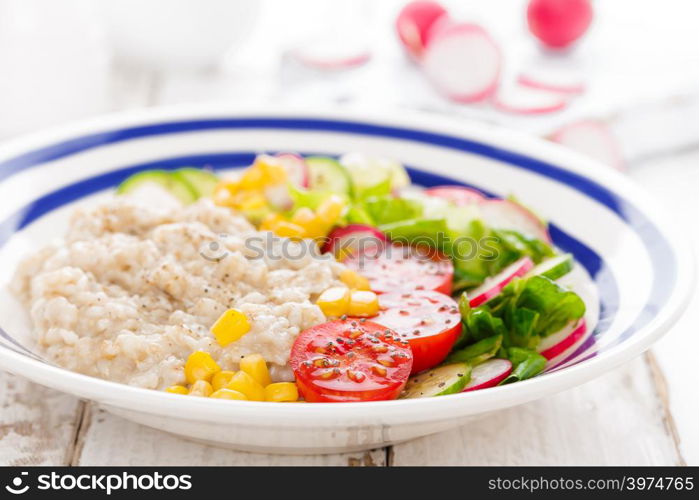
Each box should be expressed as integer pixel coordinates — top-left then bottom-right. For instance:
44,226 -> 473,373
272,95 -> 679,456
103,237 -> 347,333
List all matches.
237,164 -> 267,190
210,388 -> 248,400
239,354 -> 272,387
316,286 -> 351,317
164,385 -> 188,395
316,194 -> 346,226
189,380 -> 213,397
211,370 -> 237,391
273,221 -> 306,239
211,309 -> 251,347
291,208 -> 326,238
226,371 -> 266,401
234,190 -> 268,211
259,212 -> 285,231
348,290 -> 380,317
184,351 -> 221,384
213,184 -> 235,207
264,382 -> 299,402
339,269 -> 371,291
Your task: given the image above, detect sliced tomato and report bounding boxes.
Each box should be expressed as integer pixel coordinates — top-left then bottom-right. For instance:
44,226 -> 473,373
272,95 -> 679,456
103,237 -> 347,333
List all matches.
375,290 -> 462,374
343,244 -> 454,295
290,319 -> 413,402
424,185 -> 486,206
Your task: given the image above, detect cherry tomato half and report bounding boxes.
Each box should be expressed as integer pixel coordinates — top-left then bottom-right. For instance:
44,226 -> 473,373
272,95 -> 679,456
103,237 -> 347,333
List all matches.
290,319 -> 413,402
343,244 -> 454,295
374,290 -> 461,374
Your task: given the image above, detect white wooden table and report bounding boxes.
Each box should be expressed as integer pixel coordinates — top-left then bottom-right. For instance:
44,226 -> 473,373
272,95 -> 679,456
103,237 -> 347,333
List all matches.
1,0 -> 699,466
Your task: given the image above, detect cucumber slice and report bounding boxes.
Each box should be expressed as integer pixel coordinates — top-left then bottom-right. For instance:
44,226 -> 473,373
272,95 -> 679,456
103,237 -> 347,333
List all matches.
401,363 -> 471,398
116,170 -> 197,204
526,253 -> 574,281
340,153 -> 393,198
305,157 -> 352,194
173,168 -> 219,198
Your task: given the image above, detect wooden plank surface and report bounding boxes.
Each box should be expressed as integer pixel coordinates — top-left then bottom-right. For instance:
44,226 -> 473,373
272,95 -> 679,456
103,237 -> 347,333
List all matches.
0,371 -> 84,466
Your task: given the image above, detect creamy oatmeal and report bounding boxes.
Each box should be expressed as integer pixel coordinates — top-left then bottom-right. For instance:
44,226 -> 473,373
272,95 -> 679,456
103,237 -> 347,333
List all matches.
11,196 -> 345,389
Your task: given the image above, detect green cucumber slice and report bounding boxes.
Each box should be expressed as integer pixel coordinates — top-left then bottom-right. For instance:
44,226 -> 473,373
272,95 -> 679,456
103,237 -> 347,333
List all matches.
305,157 -> 352,194
340,153 -> 392,199
173,168 -> 219,198
116,170 -> 197,204
526,253 -> 574,281
401,363 -> 471,398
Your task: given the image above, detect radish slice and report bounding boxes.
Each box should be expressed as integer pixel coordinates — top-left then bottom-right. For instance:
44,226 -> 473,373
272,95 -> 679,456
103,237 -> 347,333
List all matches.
290,40 -> 371,70
422,20 -> 502,103
538,319 -> 587,360
396,0 -> 448,60
275,153 -> 310,187
468,257 -> 534,307
323,224 -> 387,257
550,120 -> 625,171
480,199 -> 551,243
424,185 -> 486,206
492,82 -> 569,115
463,359 -> 512,391
518,68 -> 586,95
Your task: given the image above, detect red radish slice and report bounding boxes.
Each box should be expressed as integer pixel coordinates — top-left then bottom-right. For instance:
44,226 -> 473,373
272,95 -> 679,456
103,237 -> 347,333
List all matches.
538,319 -> 587,360
518,68 -> 586,95
275,153 -> 310,187
422,20 -> 502,103
424,185 -> 486,206
396,0 -> 448,60
290,41 -> 371,70
323,224 -> 387,257
463,358 -> 512,391
527,0 -> 593,49
492,83 -> 569,115
550,120 -> 625,171
480,199 -> 551,243
468,257 -> 534,307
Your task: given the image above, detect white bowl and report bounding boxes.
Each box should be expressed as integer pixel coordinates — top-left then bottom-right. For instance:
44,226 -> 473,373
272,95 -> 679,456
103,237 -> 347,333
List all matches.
0,106 -> 693,454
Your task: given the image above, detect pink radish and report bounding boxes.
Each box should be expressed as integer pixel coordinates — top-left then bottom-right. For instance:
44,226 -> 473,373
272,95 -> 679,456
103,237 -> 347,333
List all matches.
517,68 -> 586,95
550,120 -> 625,171
527,0 -> 593,49
395,0 -> 448,60
290,41 -> 371,71
492,82 -> 569,115
322,224 -> 387,257
468,257 -> 534,307
538,319 -> 587,360
424,185 -> 485,206
422,20 -> 502,103
480,199 -> 551,243
463,358 -> 513,391
275,153 -> 310,187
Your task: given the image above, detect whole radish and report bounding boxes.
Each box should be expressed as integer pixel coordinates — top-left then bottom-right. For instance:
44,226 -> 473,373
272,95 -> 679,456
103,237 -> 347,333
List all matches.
395,1 -> 448,60
527,0 -> 593,49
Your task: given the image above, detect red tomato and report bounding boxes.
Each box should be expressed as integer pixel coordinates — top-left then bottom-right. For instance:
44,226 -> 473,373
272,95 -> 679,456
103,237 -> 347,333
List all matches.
290,319 -> 413,402
343,244 -> 453,295
374,290 -> 461,374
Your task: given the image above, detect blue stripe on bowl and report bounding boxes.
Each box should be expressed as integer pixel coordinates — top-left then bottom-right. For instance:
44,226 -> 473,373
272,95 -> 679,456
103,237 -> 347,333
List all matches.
0,117 -> 676,364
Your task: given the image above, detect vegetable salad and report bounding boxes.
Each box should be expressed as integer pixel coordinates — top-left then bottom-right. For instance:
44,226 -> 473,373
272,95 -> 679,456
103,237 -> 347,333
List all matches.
117,152 -> 588,403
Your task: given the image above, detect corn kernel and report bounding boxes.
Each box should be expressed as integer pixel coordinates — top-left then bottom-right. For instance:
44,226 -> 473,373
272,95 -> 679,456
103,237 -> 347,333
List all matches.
291,208 -> 326,238
164,385 -> 188,395
316,286 -> 351,317
255,155 -> 287,184
184,351 -> 221,384
211,370 -> 237,391
211,309 -> 251,347
226,371 -> 266,401
239,354 -> 272,387
273,221 -> 306,239
189,380 -> 213,397
234,190 -> 268,211
238,163 -> 267,190
264,382 -> 299,402
348,290 -> 379,317
259,212 -> 285,231
339,269 -> 371,291
210,388 -> 248,400
316,194 -> 345,225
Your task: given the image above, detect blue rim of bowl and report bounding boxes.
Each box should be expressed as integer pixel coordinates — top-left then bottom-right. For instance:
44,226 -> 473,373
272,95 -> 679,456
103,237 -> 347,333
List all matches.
0,118 -> 674,369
